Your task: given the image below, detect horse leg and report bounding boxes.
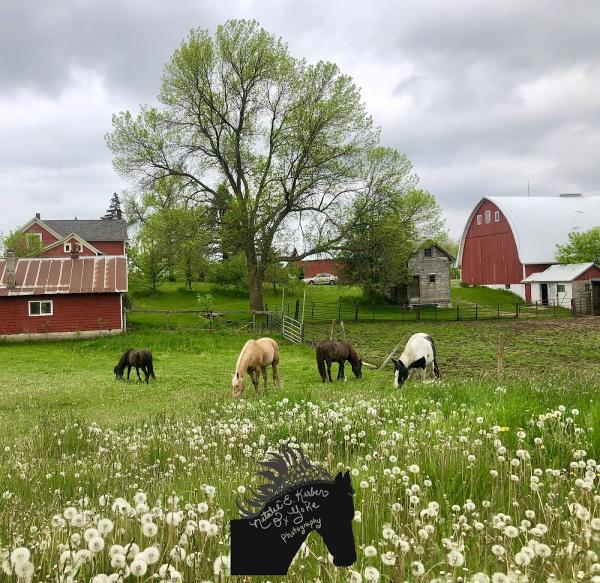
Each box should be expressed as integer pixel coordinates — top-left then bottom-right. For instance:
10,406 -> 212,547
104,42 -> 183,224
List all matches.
127,364 -> 131,380
136,366 -> 142,382
144,366 -> 150,384
434,360 -> 441,380
261,367 -> 268,393
338,361 -> 346,381
272,362 -> 281,388
251,369 -> 260,394
326,360 -> 333,383
420,366 -> 426,382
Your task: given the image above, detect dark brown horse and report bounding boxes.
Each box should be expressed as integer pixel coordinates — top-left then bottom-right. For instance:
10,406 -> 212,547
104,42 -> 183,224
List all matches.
316,340 -> 362,383
114,349 -> 156,383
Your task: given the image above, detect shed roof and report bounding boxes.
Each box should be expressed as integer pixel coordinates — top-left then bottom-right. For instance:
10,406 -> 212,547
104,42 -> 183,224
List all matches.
521,262 -> 598,283
43,219 -> 128,241
458,196 -> 600,265
0,256 -> 128,296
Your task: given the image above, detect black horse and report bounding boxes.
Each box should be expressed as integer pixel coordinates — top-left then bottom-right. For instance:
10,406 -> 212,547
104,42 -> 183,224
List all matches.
231,447 -> 356,575
316,340 -> 362,382
114,349 -> 156,383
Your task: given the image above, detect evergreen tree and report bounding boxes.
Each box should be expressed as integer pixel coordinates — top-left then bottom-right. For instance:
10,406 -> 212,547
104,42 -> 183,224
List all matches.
102,193 -> 123,220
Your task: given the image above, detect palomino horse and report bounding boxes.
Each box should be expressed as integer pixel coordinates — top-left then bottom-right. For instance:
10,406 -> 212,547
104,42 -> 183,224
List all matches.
315,340 -> 362,382
232,337 -> 281,397
392,332 -> 440,388
114,349 -> 156,383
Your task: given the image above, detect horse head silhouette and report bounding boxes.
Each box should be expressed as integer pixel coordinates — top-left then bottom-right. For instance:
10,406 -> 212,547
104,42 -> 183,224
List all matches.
230,447 -> 356,575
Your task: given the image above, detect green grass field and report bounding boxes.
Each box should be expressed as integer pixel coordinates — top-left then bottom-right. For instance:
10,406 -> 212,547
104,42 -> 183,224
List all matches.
1,288 -> 599,581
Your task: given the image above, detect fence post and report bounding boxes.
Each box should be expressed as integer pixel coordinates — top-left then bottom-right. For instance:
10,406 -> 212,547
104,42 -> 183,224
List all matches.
166,310 -> 171,331
553,302 -> 556,318
338,303 -> 342,321
355,302 -> 359,322
497,304 -> 500,319
515,304 -> 519,318
416,305 -> 420,321
312,301 -> 315,319
497,334 -> 505,380
475,304 -> 478,320
294,299 -> 300,320
535,301 -> 538,318
456,305 -> 460,321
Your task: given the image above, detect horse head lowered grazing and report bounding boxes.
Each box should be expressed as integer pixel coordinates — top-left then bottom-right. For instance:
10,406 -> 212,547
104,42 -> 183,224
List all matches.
392,333 -> 440,388
230,447 -> 356,575
232,337 -> 281,397
114,349 -> 156,384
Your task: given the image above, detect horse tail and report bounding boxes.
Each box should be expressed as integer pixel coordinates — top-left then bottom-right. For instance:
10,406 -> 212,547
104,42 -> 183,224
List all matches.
147,354 -> 156,379
316,347 -> 327,382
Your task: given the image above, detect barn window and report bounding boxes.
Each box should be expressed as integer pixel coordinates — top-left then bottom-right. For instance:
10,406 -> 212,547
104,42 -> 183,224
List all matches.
428,274 -> 436,283
485,210 -> 491,223
28,300 -> 53,316
495,211 -> 500,222
476,214 -> 482,225
557,284 -> 566,293
423,247 -> 433,258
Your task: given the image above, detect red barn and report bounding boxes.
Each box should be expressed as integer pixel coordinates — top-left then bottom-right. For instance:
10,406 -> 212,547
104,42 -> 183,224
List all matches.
457,195 -> 600,302
0,254 -> 128,340
293,258 -> 344,279
0,213 -> 129,339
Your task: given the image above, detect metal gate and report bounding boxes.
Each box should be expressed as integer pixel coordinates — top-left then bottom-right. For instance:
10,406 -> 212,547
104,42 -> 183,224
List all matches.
282,315 -> 303,344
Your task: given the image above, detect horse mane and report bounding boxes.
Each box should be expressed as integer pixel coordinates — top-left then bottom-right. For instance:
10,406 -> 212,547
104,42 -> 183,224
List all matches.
346,343 -> 360,364
116,348 -> 133,371
235,340 -> 255,376
236,447 -> 333,518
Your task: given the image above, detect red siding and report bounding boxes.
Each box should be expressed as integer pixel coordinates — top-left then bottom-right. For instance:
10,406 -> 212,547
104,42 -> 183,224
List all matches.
91,241 -> 125,255
294,259 -> 344,278
23,224 -> 59,246
578,266 -> 600,280
0,293 -> 122,336
461,200 -> 523,285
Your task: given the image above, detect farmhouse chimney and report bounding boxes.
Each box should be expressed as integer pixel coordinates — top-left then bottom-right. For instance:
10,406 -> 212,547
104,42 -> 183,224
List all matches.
35,212 -> 41,219
116,208 -> 122,220
4,250 -> 17,288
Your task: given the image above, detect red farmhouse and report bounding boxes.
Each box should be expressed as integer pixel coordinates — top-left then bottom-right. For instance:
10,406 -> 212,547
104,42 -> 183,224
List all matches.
457,195 -> 600,302
0,214 -> 128,339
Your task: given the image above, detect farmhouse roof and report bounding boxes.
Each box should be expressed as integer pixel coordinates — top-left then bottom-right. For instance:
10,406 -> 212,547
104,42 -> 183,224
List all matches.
521,262 -> 599,283
42,219 -> 128,241
458,195 -> 600,265
0,256 -> 128,296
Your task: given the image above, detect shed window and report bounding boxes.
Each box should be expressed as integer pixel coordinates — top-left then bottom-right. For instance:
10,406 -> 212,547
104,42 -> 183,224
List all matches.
505,284 -> 511,290
476,214 -> 482,225
557,284 -> 566,293
423,247 -> 433,258
428,274 -> 436,283
29,300 -> 53,316
485,210 -> 491,223
585,283 -> 591,292
494,211 -> 500,222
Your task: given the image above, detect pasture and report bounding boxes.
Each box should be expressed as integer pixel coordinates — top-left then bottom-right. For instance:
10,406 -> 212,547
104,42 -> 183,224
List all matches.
0,318 -> 599,581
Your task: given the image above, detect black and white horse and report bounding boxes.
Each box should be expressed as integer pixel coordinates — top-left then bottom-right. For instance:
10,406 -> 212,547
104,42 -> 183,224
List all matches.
392,333 -> 440,388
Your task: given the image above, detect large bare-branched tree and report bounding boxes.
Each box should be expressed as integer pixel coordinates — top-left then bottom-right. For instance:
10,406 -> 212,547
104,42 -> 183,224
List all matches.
107,20 -> 414,310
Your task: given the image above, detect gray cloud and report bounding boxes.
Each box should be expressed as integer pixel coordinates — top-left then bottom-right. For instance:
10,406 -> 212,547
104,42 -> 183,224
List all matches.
1,0 -> 599,239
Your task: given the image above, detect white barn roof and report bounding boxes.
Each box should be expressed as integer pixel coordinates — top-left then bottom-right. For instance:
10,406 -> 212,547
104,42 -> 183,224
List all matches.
521,262 -> 597,283
458,195 -> 600,265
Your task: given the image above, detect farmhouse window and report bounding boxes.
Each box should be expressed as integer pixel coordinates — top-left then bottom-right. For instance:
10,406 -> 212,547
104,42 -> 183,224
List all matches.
429,274 -> 436,283
485,210 -> 491,223
27,232 -> 42,244
557,284 -> 566,293
476,214 -> 482,225
494,211 -> 500,222
64,242 -> 82,253
29,300 -> 53,316
424,247 -> 433,258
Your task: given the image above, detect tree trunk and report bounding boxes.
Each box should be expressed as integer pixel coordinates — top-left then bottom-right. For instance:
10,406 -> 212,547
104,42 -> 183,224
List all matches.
249,267 -> 265,312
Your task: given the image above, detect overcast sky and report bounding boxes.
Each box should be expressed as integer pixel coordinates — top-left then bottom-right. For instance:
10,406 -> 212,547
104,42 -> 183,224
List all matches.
1,0 -> 599,240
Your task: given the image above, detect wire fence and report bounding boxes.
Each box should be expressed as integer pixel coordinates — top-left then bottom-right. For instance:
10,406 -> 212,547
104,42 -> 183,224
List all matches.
272,298 -> 577,323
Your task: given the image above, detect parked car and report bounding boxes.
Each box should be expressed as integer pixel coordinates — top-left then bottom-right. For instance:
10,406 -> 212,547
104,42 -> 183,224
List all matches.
303,273 -> 338,285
